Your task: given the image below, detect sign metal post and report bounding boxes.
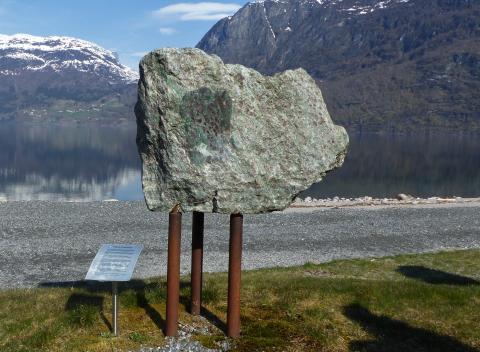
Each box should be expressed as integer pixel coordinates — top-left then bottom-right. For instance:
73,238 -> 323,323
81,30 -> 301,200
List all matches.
112,281 -> 119,336
86,244 -> 143,336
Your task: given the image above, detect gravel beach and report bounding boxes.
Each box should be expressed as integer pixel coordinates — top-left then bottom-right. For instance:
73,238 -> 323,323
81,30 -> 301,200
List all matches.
0,200 -> 479,289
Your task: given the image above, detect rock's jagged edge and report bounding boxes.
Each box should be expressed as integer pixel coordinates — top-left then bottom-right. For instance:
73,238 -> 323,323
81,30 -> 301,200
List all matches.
136,48 -> 348,214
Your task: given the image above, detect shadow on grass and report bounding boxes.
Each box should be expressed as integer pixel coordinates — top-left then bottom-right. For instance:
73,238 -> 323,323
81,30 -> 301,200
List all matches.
40,279 -> 226,335
344,303 -> 478,352
136,289 -> 166,332
65,293 -> 111,330
200,307 -> 227,334
40,280 -> 113,291
397,266 -> 479,286
179,285 -> 227,334
41,280 -> 167,333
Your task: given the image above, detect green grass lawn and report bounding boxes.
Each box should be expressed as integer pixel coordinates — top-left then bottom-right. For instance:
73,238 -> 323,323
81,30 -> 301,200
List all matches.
1,249 -> 479,351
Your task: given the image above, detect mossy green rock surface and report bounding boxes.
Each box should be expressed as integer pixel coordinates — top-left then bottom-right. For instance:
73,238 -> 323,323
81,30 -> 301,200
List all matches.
136,48 -> 348,214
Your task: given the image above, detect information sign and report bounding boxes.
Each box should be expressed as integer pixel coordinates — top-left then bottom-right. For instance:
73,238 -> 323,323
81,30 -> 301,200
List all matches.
85,244 -> 143,282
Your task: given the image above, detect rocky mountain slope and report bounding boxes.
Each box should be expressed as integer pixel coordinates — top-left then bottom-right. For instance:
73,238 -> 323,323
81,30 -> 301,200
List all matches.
197,0 -> 480,132
0,34 -> 138,122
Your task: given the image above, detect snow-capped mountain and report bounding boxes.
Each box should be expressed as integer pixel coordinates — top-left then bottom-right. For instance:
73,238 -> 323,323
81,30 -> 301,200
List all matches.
198,0 -> 480,131
0,34 -> 138,122
0,34 -> 137,83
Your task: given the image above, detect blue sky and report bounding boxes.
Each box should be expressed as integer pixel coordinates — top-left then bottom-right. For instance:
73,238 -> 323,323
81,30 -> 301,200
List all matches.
0,0 -> 248,69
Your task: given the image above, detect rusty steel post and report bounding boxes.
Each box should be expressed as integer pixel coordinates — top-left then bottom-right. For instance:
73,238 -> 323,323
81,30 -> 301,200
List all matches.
190,211 -> 204,315
227,213 -> 243,338
165,209 -> 182,337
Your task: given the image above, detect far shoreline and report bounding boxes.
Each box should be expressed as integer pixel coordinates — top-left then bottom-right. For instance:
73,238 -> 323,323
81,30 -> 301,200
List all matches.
1,196 -> 480,212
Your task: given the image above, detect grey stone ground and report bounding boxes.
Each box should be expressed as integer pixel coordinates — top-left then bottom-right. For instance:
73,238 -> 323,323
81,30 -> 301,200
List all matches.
0,201 -> 479,289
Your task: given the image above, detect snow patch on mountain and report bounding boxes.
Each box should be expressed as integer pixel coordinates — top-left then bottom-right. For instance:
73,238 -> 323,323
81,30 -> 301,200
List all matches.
252,0 -> 411,13
342,0 -> 411,15
0,34 -> 138,83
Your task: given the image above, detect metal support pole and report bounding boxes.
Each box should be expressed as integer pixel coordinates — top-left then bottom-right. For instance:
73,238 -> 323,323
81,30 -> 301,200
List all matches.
227,213 -> 243,338
190,211 -> 204,315
112,281 -> 119,336
165,209 -> 182,337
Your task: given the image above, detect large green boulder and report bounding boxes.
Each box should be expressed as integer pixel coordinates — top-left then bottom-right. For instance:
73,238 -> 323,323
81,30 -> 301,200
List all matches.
136,48 -> 348,214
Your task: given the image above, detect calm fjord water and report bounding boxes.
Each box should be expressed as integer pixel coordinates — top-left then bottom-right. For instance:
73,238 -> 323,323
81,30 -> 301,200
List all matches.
0,122 -> 479,201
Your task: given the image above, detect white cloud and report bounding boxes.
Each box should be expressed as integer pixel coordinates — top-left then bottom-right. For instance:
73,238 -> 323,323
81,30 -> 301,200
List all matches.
152,2 -> 241,21
158,27 -> 177,35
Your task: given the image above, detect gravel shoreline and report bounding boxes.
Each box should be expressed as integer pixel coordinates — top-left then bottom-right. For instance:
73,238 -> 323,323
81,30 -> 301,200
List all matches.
1,200 -> 479,289
291,195 -> 480,208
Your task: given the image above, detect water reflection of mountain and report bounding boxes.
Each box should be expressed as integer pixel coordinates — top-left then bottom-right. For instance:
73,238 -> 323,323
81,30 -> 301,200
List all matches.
305,133 -> 480,199
0,122 -> 142,201
1,123 -> 479,201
